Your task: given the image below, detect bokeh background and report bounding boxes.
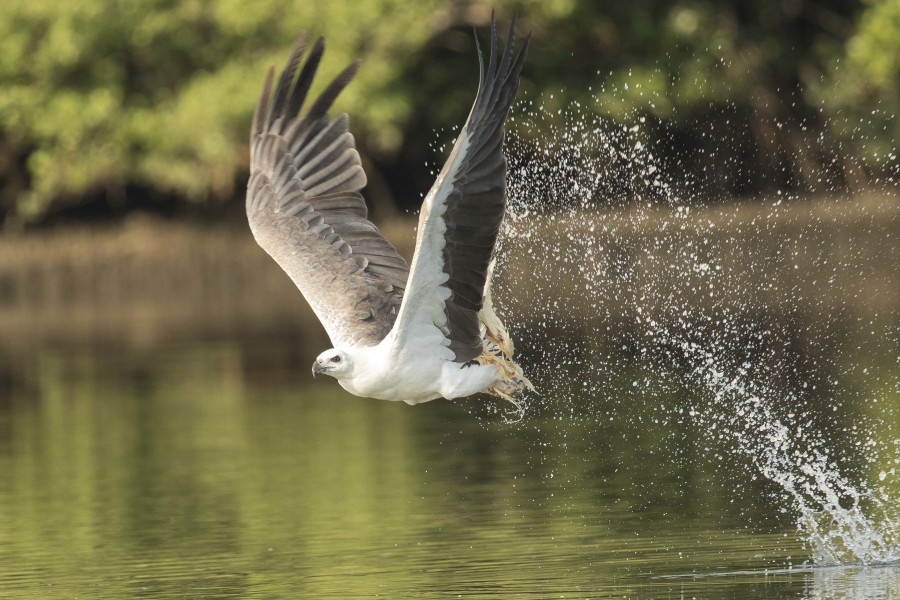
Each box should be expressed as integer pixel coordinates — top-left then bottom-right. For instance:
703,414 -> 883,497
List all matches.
2,0 -> 898,224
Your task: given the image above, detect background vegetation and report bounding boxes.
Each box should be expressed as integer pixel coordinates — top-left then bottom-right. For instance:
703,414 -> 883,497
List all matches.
0,0 -> 897,228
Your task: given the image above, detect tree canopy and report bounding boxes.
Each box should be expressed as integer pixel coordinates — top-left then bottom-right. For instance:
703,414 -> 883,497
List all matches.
0,0 -> 896,227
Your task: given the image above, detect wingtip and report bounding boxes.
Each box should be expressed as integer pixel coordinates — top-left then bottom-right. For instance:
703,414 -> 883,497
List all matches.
305,55 -> 364,120
263,65 -> 276,88
290,32 -> 309,59
252,66 -> 277,140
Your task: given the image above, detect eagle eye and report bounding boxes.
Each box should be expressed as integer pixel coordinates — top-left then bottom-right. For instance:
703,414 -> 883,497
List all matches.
331,355 -> 341,363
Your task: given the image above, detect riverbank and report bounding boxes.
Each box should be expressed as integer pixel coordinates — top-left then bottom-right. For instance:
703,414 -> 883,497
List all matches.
1,193 -> 896,378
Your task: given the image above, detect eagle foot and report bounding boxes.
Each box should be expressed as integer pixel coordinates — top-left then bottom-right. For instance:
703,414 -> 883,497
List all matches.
476,261 -> 532,403
477,345 -> 534,404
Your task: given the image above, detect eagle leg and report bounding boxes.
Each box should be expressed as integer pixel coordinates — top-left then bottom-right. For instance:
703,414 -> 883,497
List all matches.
477,259 -> 514,358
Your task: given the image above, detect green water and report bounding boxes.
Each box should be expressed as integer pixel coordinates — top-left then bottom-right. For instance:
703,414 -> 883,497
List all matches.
0,338 -> 897,599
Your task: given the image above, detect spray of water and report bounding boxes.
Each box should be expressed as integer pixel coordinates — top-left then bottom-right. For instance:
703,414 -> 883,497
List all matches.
498,91 -> 900,566
652,327 -> 899,565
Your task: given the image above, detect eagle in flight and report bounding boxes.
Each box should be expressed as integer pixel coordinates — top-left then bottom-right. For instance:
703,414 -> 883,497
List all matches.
247,16 -> 531,405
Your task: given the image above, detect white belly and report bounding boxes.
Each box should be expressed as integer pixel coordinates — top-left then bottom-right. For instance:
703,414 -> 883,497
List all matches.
339,345 -> 498,404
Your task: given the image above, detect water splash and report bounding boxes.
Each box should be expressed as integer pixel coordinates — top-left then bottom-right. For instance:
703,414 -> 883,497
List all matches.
500,92 -> 900,566
651,325 -> 900,565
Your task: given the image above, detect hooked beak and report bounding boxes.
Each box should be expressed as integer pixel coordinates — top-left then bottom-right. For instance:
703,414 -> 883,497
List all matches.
311,360 -> 329,378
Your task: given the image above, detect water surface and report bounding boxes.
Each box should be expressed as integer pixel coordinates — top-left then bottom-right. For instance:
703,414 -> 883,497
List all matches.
1,337 -> 896,598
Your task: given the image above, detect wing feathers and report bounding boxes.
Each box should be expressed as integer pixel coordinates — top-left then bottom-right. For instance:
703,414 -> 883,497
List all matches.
271,35 -> 312,125
392,15 -> 528,363
308,60 -> 361,121
292,114 -> 348,164
247,35 -> 410,348
251,68 -> 275,143
282,36 -> 322,124
435,18 -> 528,361
248,19 -> 526,358
303,145 -> 357,185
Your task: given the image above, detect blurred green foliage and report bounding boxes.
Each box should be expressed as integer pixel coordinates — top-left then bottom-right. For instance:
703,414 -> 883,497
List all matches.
0,0 -> 896,226
0,0 -> 441,224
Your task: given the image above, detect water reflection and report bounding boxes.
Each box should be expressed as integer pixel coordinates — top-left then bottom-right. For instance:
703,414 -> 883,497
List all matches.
0,337 -> 895,598
806,565 -> 900,599
658,564 -> 900,600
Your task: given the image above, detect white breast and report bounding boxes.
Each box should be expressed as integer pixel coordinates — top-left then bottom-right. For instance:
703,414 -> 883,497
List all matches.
340,340 -> 499,404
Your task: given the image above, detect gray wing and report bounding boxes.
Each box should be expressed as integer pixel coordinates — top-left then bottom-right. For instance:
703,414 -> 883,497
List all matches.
247,35 -> 409,349
390,16 -> 529,362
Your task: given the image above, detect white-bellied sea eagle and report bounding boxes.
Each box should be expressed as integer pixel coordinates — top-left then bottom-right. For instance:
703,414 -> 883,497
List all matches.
246,16 -> 531,405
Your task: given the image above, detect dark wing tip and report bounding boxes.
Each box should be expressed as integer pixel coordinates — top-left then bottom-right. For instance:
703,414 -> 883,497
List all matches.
251,66 -> 276,141
252,33 -> 361,141
270,34 -> 310,121
306,58 -> 362,120
467,15 -> 529,127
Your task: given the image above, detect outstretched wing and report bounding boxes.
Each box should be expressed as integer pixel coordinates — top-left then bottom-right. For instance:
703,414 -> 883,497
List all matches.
389,16 -> 529,362
247,35 -> 409,349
